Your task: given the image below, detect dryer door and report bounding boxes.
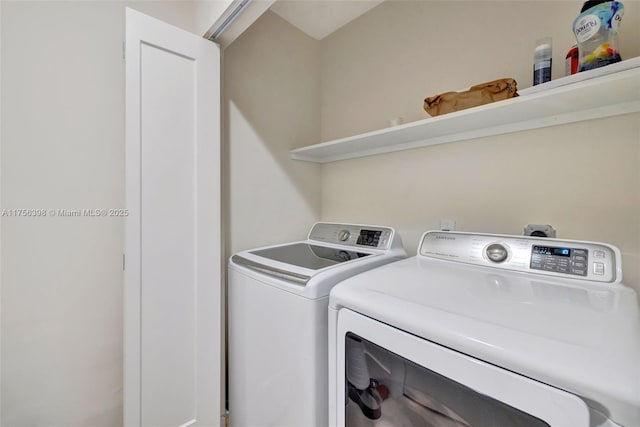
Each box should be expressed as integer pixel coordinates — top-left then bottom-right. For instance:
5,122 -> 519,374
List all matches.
334,309 -> 590,427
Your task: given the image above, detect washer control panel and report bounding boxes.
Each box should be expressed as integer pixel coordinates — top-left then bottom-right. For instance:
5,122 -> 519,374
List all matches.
419,231 -> 621,283
530,245 -> 589,277
309,223 -> 395,250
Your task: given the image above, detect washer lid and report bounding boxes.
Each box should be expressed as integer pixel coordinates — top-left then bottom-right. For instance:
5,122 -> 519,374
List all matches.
329,256 -> 640,426
229,222 -> 407,299
250,242 -> 372,270
231,242 -> 381,288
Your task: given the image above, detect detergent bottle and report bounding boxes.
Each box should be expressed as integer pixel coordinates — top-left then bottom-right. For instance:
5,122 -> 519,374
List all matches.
573,1 -> 624,72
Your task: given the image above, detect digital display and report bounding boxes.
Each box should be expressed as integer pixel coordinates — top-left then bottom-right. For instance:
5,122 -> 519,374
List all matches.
357,229 -> 382,247
532,245 -> 571,257
530,245 -> 588,276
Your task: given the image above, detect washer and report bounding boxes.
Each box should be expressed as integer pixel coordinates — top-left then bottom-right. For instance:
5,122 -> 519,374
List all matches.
329,231 -> 640,427
228,222 -> 406,427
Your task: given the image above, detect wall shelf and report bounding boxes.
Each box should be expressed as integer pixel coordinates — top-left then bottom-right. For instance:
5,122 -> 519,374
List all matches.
290,57 -> 640,163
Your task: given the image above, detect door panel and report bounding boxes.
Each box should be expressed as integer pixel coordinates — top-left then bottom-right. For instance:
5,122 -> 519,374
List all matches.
336,309 -> 590,427
140,42 -> 197,427
125,8 -> 221,427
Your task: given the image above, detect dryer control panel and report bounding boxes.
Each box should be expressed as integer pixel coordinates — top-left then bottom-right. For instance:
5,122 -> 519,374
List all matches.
308,223 -> 395,250
419,231 -> 622,284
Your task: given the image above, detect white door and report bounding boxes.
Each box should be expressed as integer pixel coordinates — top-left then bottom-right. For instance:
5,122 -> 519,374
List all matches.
124,8 -> 222,427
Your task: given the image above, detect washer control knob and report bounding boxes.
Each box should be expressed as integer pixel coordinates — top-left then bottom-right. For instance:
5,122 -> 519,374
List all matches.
338,230 -> 351,242
486,243 -> 508,263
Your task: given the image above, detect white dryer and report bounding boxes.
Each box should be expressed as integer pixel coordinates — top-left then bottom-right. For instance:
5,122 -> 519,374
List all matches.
329,231 -> 640,427
228,222 -> 406,427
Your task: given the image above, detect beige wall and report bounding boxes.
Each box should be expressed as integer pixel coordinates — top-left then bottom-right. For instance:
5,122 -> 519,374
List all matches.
0,3 -> 319,425
0,2 -> 201,425
320,0 -> 640,141
322,115 -> 640,288
1,1 -> 638,425
223,10 -> 321,259
319,1 -> 640,291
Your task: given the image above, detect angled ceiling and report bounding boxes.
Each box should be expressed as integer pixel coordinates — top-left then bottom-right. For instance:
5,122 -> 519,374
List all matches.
270,0 -> 385,40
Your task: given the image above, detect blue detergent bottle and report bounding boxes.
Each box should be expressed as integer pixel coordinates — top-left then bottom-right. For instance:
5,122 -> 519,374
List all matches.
573,1 -> 624,72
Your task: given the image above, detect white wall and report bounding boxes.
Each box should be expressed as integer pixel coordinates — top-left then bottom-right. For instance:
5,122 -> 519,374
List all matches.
223,10 -> 321,259
319,1 -> 640,291
0,2 -> 203,425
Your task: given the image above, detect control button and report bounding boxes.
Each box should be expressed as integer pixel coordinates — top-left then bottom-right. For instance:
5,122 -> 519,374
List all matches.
573,255 -> 586,262
338,230 -> 351,242
572,262 -> 586,268
594,250 -> 605,258
486,243 -> 508,263
573,249 -> 587,256
571,269 -> 587,276
593,262 -> 605,275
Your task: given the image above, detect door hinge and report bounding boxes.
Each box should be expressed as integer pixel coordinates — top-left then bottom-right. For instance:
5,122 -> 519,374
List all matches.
122,41 -> 126,60
122,253 -> 126,271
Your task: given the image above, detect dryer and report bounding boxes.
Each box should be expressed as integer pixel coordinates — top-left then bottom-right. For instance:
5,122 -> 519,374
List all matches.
229,222 -> 406,427
328,231 -> 640,427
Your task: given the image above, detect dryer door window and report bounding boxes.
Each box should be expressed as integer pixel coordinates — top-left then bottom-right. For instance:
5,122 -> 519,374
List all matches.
334,309 -> 590,427
345,332 -> 548,427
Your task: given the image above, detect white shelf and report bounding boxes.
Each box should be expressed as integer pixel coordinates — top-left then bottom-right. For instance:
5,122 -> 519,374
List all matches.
291,57 -> 640,163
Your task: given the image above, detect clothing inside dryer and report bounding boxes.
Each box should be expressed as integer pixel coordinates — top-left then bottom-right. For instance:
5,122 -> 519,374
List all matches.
344,333 -> 550,427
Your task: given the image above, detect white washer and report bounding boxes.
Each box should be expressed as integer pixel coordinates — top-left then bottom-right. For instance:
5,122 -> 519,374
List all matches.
329,231 -> 640,427
228,222 -> 406,427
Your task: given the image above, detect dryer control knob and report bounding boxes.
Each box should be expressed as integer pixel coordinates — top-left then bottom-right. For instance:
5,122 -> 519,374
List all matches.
486,243 -> 508,263
338,230 -> 351,242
